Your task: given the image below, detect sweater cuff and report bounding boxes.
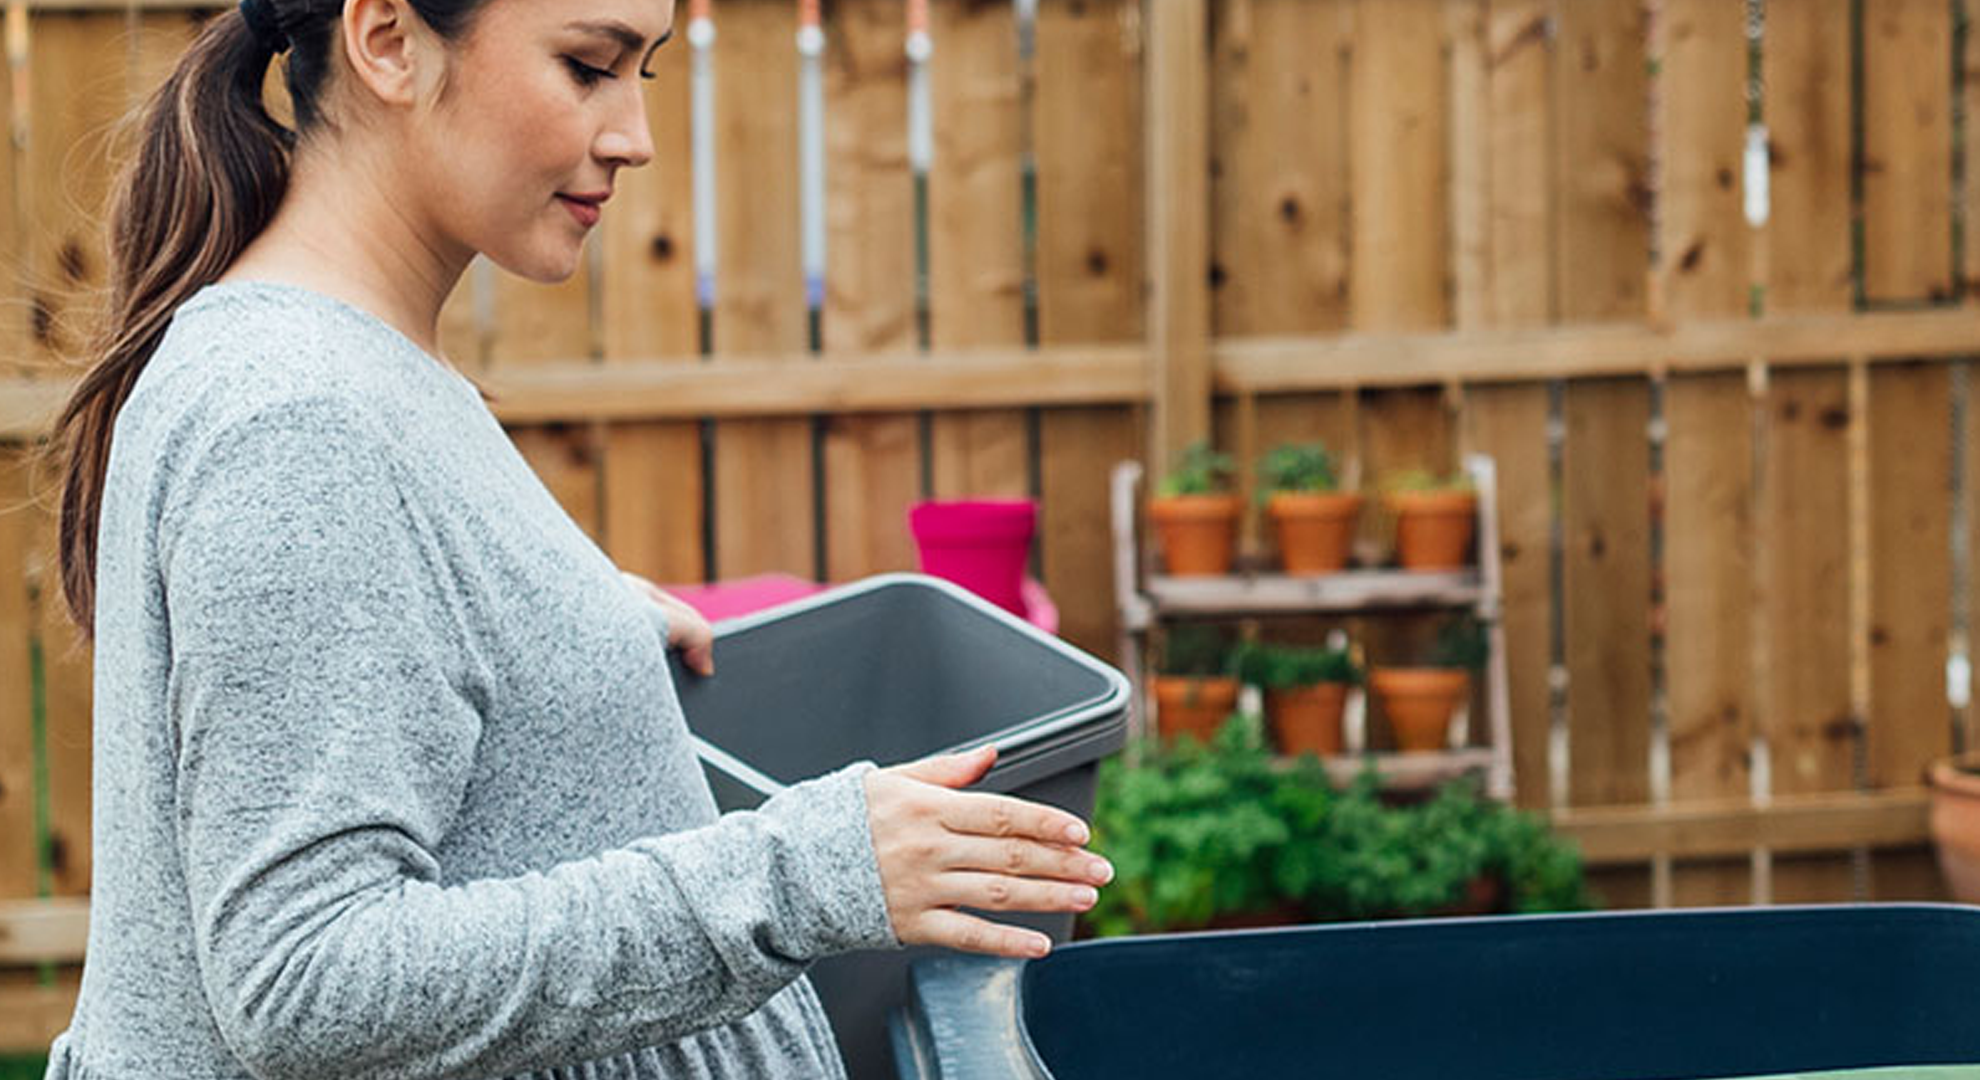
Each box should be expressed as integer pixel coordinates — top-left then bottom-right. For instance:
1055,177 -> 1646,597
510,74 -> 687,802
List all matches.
759,762 -> 902,957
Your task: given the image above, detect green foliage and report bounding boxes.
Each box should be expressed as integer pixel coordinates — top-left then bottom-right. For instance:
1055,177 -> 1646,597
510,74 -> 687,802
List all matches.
1085,719 -> 1593,936
0,1059 -> 48,1080
1160,624 -> 1237,678
1156,440 -> 1237,497
1428,614 -> 1490,671
1381,467 -> 1475,495
1257,442 -> 1341,497
1234,639 -> 1362,690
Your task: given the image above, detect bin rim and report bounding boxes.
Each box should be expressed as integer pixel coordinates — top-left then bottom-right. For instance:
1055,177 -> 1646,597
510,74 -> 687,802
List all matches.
689,572 -> 1131,799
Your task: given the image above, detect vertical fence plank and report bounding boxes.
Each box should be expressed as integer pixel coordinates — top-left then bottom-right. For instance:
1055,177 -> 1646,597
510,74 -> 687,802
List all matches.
1862,0 -> 1954,305
1764,0 -> 1858,903
924,0 -> 1026,501
1764,371 -> 1857,793
1036,0 -> 1143,660
1348,0 -> 1447,331
712,0 -> 812,578
1564,378 -> 1654,907
1763,0 -> 1853,314
0,0 -> 21,378
1553,0 -> 1650,905
600,36 -> 705,585
1483,0 -> 1555,327
1663,374 -> 1756,905
23,11 -> 129,372
1867,362 -> 1952,898
0,451 -> 35,901
1553,0 -> 1649,323
1861,0 -> 1956,899
820,0 -> 917,582
1657,0 -> 1754,905
1210,0 -> 1350,337
1463,385 -> 1552,809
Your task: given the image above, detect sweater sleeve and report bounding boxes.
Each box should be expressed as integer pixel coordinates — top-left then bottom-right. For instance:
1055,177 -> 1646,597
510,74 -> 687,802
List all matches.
158,396 -> 898,1080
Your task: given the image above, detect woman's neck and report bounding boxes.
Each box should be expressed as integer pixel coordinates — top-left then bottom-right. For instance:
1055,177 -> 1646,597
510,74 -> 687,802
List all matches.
219,137 -> 472,366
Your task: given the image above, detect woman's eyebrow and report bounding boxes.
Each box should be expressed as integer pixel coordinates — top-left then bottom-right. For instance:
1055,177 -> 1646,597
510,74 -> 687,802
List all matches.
566,19 -> 673,53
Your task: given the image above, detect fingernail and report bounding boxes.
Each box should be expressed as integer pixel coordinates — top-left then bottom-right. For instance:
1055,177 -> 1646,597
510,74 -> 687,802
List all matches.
1073,886 -> 1098,907
1029,937 -> 1052,958
1065,821 -> 1090,844
1089,858 -> 1114,884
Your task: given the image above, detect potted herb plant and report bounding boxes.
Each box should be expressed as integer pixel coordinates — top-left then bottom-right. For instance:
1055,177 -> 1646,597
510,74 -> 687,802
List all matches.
1258,442 -> 1361,575
1085,713 -> 1332,936
1383,467 -> 1477,571
1369,614 -> 1487,753
1149,440 -> 1241,575
1235,639 -> 1362,757
1084,723 -> 1593,937
1151,624 -> 1240,744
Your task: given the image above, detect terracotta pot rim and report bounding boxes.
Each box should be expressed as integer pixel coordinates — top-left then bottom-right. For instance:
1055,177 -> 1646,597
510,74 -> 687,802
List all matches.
1266,681 -> 1354,696
1151,675 -> 1241,694
1929,750 -> 1980,796
1149,494 -> 1243,520
1267,491 -> 1363,514
1384,490 -> 1477,512
1370,666 -> 1469,684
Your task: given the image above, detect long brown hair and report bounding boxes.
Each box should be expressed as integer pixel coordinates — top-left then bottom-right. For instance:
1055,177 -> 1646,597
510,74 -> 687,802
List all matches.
46,0 -> 485,638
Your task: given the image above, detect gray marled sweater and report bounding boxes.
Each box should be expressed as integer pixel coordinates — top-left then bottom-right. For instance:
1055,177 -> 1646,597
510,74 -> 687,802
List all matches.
47,280 -> 898,1080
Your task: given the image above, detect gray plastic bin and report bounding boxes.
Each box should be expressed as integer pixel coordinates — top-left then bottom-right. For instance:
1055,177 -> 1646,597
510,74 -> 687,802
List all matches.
666,573 -> 1131,1080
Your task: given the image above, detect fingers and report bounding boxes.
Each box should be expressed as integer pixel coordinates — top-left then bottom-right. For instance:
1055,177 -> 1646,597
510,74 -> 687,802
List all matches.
939,789 -> 1090,846
909,909 -> 1054,960
933,871 -> 1099,915
938,835 -> 1114,886
891,745 -> 998,790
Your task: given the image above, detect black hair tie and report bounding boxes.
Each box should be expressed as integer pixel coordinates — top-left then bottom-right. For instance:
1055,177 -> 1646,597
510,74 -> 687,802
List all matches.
239,0 -> 290,54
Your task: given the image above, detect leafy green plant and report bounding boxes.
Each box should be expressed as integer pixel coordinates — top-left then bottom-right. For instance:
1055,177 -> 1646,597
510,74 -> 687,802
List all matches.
1156,440 -> 1237,497
1160,624 -> 1237,679
1428,614 -> 1490,671
1257,442 -> 1341,499
1381,467 -> 1474,495
1087,714 -> 1333,936
1234,640 -> 1362,690
1085,725 -> 1592,936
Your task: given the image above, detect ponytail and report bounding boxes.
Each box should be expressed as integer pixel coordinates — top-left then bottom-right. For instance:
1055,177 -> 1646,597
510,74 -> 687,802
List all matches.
47,9 -> 290,639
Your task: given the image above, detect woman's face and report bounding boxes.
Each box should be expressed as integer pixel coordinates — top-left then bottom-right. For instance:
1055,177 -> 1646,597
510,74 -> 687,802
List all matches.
406,0 -> 671,282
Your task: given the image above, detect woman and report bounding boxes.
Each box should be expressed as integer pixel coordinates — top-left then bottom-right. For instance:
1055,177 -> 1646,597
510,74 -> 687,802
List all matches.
42,0 -> 1112,1076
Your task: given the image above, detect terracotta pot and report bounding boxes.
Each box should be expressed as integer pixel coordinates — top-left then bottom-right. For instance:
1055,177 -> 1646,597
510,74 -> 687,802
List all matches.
1266,682 -> 1349,757
1152,676 -> 1241,744
1149,494 -> 1242,576
1369,667 -> 1469,752
1267,492 -> 1362,575
1386,490 -> 1478,571
1928,752 -> 1980,903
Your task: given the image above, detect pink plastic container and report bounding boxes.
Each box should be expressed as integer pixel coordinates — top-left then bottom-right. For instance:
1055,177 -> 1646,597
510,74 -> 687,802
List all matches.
908,499 -> 1037,618
663,573 -> 826,623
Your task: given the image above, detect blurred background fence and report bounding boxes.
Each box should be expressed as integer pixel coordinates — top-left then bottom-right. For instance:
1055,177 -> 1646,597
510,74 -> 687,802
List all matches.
1,0 -> 1978,1050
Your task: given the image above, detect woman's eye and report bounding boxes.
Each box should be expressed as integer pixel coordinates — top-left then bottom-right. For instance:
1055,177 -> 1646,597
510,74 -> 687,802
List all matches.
564,57 -> 614,86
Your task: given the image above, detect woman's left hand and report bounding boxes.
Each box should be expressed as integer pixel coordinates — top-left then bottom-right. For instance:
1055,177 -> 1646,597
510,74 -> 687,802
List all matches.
620,572 -> 716,676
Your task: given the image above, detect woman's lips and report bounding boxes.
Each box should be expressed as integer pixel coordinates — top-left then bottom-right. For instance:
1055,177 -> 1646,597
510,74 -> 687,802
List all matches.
557,195 -> 602,227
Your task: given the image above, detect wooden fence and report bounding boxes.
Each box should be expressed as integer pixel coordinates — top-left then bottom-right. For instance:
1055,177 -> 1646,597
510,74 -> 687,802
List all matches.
1,0 -> 1977,1050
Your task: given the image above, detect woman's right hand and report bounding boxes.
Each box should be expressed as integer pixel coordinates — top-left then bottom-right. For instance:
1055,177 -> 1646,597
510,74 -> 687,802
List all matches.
862,745 -> 1114,959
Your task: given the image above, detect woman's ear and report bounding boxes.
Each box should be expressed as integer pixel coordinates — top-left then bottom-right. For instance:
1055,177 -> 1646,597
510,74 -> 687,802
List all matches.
339,0 -> 439,107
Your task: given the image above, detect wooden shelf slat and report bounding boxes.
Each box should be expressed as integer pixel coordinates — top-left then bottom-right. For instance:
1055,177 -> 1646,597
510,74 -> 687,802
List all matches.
1147,568 -> 1483,615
